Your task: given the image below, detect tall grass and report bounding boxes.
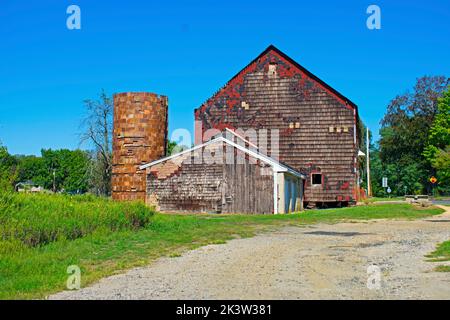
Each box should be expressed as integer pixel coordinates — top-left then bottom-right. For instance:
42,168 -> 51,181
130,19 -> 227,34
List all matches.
0,192 -> 154,251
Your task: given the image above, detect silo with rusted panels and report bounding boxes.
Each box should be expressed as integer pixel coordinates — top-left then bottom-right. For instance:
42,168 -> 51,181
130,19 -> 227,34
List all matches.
112,92 -> 168,201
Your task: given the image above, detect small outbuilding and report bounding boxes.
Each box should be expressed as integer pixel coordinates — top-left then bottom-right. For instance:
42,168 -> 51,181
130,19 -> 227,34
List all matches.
140,132 -> 305,214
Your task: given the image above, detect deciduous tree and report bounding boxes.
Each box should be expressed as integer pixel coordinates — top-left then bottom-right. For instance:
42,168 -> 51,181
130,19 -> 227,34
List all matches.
423,86 -> 450,192
80,90 -> 113,196
379,76 -> 449,194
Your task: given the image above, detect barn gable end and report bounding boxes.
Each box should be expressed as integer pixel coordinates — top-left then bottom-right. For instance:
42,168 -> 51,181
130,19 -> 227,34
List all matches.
194,45 -> 360,205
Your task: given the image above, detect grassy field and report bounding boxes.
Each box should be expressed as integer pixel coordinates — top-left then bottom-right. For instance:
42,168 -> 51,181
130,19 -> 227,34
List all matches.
0,192 -> 154,249
427,240 -> 450,272
0,193 -> 444,299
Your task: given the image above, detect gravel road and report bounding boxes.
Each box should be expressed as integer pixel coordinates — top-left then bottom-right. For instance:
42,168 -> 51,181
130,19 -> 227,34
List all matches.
50,206 -> 450,300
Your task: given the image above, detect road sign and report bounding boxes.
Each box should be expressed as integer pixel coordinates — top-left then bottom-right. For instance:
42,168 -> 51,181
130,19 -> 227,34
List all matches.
430,176 -> 437,184
387,187 -> 392,194
382,177 -> 388,188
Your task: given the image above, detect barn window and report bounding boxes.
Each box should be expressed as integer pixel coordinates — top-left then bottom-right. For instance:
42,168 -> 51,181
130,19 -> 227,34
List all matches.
311,173 -> 322,185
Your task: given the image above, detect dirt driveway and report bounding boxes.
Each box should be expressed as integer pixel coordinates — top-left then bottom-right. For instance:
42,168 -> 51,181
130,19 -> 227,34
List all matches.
51,206 -> 450,300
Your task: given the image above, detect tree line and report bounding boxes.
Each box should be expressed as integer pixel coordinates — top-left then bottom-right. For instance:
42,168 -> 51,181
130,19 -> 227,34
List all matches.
0,148 -> 90,193
362,76 -> 449,196
0,91 -> 113,195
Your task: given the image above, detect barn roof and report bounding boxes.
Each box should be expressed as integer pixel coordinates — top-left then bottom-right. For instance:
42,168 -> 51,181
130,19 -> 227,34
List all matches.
139,135 -> 305,179
194,44 -> 358,113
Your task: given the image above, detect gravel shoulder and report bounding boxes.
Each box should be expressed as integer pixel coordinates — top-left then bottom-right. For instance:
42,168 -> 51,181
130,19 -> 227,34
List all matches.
50,206 -> 450,300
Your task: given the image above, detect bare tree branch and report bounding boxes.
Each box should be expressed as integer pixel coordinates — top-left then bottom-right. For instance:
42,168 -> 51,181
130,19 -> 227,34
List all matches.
79,89 -> 113,196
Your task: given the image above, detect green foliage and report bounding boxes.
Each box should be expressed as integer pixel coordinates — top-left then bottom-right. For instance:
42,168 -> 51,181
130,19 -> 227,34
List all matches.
379,76 -> 450,195
1,143 -> 102,195
358,125 -> 390,197
369,141 -> 426,196
427,239 -> 450,272
423,87 -> 450,192
427,240 -> 450,262
15,155 -> 45,185
426,87 -> 450,149
15,149 -> 90,193
166,140 -> 189,156
0,192 -> 154,248
167,140 -> 178,156
0,145 -> 18,192
367,148 -> 385,196
432,147 -> 450,189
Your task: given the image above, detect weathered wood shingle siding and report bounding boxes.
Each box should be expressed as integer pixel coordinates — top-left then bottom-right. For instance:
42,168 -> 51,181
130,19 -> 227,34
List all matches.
222,163 -> 274,214
195,47 -> 358,204
146,144 -> 275,214
147,162 -> 223,213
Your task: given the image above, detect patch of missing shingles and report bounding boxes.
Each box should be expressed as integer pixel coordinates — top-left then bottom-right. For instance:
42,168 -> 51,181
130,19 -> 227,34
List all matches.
303,231 -> 371,237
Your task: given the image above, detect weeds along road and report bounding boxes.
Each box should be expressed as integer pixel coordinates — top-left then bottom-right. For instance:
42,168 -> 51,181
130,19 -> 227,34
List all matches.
50,207 -> 450,300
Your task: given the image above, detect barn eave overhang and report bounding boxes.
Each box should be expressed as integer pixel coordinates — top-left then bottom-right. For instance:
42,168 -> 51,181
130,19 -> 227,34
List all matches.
139,137 -> 305,179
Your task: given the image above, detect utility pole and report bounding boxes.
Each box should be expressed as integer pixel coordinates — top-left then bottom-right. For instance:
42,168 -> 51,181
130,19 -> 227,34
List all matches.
366,127 -> 372,197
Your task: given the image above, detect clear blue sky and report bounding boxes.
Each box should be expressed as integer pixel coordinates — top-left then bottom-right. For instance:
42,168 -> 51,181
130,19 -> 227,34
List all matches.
1,0 -> 449,155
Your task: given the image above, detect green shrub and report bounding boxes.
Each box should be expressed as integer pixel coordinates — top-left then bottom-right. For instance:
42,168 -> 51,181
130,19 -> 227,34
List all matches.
0,192 -> 155,247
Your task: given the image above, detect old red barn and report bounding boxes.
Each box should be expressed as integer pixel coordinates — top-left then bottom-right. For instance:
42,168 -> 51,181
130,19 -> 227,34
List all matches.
194,45 -> 361,207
